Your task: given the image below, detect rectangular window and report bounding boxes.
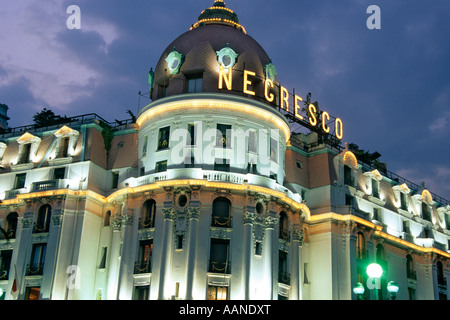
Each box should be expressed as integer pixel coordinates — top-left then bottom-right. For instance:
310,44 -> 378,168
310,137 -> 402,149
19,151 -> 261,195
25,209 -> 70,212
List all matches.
270,137 -> 278,163
187,75 -> 203,93
209,239 -> 230,274
216,124 -> 231,148
135,240 -> 153,274
0,250 -> 12,280
158,84 -> 169,98
19,143 -> 31,164
400,193 -> 408,210
112,172 -> 119,189
14,173 -> 26,189
158,126 -> 170,150
187,123 -> 196,146
248,130 -> 257,153
25,287 -> 41,300
155,160 -> 167,173
372,179 -> 379,198
99,247 -> 107,269
58,137 -> 70,158
344,166 -> 353,185
134,286 -> 150,300
247,163 -> 257,174
28,243 -> 46,276
142,135 -> 148,157
54,167 -> 66,180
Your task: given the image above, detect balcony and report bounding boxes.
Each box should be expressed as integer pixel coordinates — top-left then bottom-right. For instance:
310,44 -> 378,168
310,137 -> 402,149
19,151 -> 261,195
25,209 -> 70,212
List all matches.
278,271 -> 291,286
208,260 -> 231,274
31,179 -> 72,192
26,263 -> 44,276
134,261 -> 152,274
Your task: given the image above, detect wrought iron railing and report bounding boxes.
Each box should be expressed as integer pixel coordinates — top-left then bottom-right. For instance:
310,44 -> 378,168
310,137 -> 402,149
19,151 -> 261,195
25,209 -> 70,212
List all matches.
209,261 -> 231,274
26,263 -> 44,276
278,271 -> 291,285
211,216 -> 232,228
134,261 -> 152,274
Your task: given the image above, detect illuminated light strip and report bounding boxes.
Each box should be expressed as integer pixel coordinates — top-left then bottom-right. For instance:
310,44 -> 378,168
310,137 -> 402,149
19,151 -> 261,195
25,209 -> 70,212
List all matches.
137,98 -> 291,142
200,6 -> 235,14
191,18 -> 247,34
4,181 -> 449,258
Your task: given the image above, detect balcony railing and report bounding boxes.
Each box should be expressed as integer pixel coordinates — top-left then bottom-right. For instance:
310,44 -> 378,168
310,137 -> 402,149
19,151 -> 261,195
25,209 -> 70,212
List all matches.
211,216 -> 232,228
33,222 -> 49,234
279,271 -> 291,285
134,261 -> 152,274
209,261 -> 231,274
26,263 -> 44,276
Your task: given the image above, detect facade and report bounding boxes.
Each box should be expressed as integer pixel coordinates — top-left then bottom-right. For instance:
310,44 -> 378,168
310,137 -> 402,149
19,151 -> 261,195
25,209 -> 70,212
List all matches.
0,0 -> 449,300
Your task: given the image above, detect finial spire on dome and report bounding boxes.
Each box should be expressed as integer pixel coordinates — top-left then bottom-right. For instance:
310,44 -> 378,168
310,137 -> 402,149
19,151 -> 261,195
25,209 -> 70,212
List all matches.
191,0 -> 246,34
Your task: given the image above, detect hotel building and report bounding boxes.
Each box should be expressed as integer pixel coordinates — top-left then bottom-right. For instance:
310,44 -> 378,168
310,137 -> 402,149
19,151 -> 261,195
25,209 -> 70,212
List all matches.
0,1 -> 448,300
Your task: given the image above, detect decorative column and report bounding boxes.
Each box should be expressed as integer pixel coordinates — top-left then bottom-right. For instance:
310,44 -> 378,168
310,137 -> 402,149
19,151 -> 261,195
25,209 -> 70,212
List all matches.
106,212 -> 123,300
117,200 -> 134,300
291,226 -> 304,300
263,216 -> 278,300
185,207 -> 200,300
243,211 -> 255,300
157,208 -> 175,300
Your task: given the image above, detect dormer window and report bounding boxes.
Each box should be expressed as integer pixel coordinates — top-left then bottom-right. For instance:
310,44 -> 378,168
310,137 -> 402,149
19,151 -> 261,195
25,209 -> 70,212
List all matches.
54,126 -> 79,159
14,132 -> 41,167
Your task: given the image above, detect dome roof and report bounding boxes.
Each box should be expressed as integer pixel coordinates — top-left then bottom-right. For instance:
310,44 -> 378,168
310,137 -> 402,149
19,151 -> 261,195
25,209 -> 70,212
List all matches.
150,1 -> 276,102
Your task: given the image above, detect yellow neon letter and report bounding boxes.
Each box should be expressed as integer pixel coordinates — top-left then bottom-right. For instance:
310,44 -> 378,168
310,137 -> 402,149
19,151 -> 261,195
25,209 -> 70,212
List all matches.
264,79 -> 274,102
322,111 -> 330,133
219,66 -> 232,91
280,86 -> 289,112
294,95 -> 303,120
243,70 -> 256,96
308,104 -> 317,126
335,118 -> 343,140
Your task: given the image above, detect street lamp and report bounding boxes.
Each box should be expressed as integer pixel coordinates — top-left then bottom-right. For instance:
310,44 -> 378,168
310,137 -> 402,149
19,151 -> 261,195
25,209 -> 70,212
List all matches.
366,263 -> 383,300
353,282 -> 365,300
387,281 -> 399,300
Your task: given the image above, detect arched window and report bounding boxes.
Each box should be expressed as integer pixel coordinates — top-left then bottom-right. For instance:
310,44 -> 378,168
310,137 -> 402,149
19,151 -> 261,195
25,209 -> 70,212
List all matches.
356,232 -> 366,259
406,254 -> 416,279
212,197 -> 231,228
6,212 -> 18,239
104,210 -> 111,227
140,200 -> 156,229
279,211 -> 289,241
35,205 -> 51,233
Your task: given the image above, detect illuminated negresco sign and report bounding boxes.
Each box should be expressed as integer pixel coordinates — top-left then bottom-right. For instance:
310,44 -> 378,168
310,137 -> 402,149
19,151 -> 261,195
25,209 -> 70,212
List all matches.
218,66 -> 344,140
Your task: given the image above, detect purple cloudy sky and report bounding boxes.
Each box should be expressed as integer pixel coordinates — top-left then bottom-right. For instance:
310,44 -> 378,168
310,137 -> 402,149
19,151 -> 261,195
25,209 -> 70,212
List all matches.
0,0 -> 449,201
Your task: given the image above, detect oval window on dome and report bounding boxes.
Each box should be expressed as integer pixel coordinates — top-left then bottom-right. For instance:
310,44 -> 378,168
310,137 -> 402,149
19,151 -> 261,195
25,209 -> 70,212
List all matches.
216,46 -> 238,69
166,49 -> 184,75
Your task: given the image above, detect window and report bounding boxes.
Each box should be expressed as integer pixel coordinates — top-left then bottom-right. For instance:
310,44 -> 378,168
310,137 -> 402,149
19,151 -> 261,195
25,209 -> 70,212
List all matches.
28,243 -> 46,275
278,251 -> 290,285
372,179 -> 379,198
155,160 -> 167,173
140,200 -> 156,229
279,211 -> 289,241
134,286 -> 150,300
422,202 -> 431,222
209,239 -> 230,274
104,210 -> 111,227
34,204 -> 51,233
158,84 -> 169,98
99,247 -> 107,269
187,123 -> 196,146
25,287 -> 41,300
18,143 -> 31,164
54,167 -> 66,180
0,250 -> 12,280
142,135 -> 148,157
270,137 -> 278,163
176,235 -> 184,250
112,172 -> 119,189
296,161 -> 303,169
187,75 -> 203,93
373,207 -> 380,221
14,173 -> 26,189
400,192 -> 408,211
212,197 -> 231,228
356,232 -> 366,260
216,124 -> 231,148
207,286 -> 228,300
214,159 -> 230,172
5,212 -> 18,239
344,165 -> 353,185
248,130 -> 257,153
57,137 -> 70,158
158,126 -> 170,150
247,163 -> 257,174
135,240 -> 153,274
